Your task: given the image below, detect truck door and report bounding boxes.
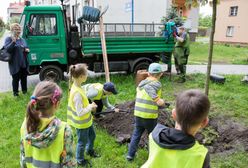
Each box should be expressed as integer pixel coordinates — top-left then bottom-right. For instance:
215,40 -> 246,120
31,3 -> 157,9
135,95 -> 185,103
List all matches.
26,13 -> 67,66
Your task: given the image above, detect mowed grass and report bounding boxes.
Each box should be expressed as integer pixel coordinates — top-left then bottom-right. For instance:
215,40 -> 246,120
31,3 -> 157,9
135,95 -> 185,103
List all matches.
1,74 -> 248,167
189,42 -> 248,65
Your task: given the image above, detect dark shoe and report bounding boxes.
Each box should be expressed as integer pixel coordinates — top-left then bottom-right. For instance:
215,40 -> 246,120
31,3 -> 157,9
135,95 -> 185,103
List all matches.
22,91 -> 27,94
126,155 -> 134,162
13,93 -> 19,97
77,159 -> 92,167
86,150 -> 101,158
177,78 -> 186,83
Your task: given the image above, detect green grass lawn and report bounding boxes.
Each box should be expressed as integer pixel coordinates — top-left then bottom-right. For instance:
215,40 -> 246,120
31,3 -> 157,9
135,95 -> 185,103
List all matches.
189,42 -> 248,65
1,74 -> 248,167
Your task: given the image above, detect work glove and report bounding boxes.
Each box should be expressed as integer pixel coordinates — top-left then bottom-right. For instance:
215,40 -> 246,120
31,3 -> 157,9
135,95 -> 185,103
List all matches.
173,32 -> 177,38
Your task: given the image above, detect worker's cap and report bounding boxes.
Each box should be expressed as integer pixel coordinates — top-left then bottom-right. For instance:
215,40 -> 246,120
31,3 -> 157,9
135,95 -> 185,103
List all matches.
103,82 -> 118,94
148,63 -> 163,74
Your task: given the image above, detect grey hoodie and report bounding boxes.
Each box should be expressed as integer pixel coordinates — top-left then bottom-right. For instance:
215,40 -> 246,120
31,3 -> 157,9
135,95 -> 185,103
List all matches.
138,78 -> 162,99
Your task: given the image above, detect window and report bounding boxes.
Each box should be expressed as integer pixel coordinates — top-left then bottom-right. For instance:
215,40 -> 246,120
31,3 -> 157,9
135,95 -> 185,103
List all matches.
226,26 -> 234,37
84,0 -> 89,6
179,7 -> 183,17
29,14 -> 57,36
230,6 -> 238,16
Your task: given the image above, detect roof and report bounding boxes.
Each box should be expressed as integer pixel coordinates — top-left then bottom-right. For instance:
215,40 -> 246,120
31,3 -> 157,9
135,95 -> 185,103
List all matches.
24,5 -> 62,11
8,2 -> 25,15
9,2 -> 25,8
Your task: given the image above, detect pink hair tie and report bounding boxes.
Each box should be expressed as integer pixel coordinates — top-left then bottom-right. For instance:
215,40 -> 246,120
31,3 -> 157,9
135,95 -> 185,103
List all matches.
30,96 -> 37,109
51,88 -> 61,104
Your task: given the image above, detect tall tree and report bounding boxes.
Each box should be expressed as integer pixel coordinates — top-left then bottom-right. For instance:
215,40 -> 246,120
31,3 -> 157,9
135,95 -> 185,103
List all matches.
185,0 -> 218,95
161,6 -> 184,26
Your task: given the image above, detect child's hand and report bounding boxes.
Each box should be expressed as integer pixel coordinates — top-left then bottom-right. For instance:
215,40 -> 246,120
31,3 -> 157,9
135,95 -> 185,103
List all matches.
91,102 -> 98,112
114,108 -> 120,113
156,98 -> 165,107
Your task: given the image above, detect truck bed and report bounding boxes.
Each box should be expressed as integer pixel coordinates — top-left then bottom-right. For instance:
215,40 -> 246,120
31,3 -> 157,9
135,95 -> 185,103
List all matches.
81,36 -> 174,55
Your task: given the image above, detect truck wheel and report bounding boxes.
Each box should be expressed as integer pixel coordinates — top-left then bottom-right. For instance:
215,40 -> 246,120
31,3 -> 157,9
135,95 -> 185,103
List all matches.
39,65 -> 63,82
133,62 -> 150,74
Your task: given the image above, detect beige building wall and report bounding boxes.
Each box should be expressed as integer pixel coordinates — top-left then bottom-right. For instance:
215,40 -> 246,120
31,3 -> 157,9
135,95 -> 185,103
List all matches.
215,0 -> 248,44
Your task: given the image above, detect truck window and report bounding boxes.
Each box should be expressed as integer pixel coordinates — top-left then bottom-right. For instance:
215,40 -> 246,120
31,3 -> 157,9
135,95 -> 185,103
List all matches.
29,14 -> 57,36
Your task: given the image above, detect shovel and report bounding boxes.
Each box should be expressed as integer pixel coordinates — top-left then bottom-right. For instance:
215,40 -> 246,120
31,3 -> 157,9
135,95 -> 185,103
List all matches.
93,109 -> 130,116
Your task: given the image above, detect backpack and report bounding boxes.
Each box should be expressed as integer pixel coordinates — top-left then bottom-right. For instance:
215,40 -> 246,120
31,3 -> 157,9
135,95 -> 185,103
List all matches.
163,21 -> 177,43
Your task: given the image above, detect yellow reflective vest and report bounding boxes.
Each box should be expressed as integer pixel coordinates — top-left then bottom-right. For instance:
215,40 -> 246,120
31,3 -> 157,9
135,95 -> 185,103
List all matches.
83,83 -> 106,100
134,84 -> 162,119
67,83 -> 93,129
142,134 -> 208,168
21,121 -> 66,168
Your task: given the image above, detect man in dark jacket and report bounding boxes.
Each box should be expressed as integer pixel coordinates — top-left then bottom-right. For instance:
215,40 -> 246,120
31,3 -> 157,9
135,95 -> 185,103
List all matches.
4,23 -> 29,96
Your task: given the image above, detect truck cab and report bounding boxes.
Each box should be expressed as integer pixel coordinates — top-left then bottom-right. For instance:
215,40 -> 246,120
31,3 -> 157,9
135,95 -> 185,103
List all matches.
21,5 -> 68,81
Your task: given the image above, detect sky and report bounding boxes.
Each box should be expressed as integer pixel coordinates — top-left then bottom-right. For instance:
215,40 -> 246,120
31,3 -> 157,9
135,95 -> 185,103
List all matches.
0,0 -> 212,22
199,3 -> 212,16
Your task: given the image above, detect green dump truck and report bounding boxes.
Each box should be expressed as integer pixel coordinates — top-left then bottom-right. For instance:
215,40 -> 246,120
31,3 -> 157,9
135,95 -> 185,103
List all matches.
20,2 -> 175,81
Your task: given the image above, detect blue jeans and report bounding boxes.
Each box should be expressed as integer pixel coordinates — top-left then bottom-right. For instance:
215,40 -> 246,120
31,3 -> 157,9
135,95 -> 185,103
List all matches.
127,117 -> 157,157
76,125 -> 96,163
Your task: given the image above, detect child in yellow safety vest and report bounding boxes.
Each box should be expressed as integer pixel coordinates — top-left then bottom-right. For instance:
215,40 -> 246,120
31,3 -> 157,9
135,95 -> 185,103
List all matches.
82,82 -> 119,116
67,63 -> 99,167
126,63 -> 165,161
142,89 -> 211,168
20,81 -> 76,168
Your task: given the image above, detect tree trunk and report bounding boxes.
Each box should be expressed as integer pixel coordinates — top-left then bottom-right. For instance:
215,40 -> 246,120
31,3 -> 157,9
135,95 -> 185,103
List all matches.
204,0 -> 217,96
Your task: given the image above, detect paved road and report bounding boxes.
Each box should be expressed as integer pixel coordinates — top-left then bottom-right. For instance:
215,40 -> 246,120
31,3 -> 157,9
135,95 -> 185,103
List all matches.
0,31 -> 247,93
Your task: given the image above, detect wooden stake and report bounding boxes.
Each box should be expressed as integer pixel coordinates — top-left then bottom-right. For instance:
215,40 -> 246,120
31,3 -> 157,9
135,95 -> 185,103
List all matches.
99,16 -> 110,82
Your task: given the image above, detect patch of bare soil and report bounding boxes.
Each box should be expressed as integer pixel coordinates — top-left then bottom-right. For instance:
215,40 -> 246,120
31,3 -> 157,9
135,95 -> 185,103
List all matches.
95,101 -> 248,154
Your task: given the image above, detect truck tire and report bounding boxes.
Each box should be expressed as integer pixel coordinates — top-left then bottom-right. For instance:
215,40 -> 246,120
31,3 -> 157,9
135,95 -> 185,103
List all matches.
39,65 -> 63,82
133,61 -> 150,74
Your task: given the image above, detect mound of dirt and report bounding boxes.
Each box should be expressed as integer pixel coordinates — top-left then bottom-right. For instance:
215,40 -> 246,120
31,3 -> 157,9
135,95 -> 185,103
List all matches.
196,117 -> 248,153
95,101 -> 248,154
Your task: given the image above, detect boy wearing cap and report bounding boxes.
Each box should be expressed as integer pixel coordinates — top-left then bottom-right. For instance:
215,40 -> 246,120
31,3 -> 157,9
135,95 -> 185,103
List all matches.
142,89 -> 210,168
173,25 -> 190,83
83,82 -> 119,116
126,63 -> 165,161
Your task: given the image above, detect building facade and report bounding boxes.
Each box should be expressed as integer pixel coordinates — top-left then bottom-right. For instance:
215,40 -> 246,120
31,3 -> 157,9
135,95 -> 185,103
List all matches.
29,0 -> 60,5
26,0 -> 199,39
7,1 -> 25,21
214,0 -> 248,44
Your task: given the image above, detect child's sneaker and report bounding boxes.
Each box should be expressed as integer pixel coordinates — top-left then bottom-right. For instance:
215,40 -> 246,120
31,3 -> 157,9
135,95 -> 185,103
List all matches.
126,155 -> 134,161
77,159 -> 92,167
86,150 -> 101,158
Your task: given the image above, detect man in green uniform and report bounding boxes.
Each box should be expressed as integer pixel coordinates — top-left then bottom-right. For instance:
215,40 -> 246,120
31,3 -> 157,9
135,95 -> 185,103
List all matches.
173,25 -> 190,83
